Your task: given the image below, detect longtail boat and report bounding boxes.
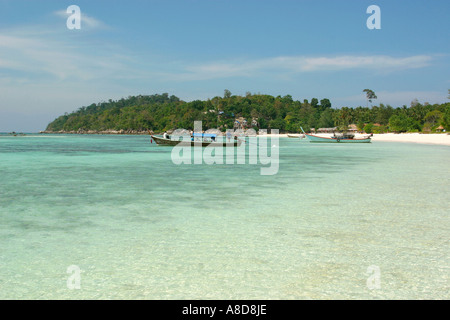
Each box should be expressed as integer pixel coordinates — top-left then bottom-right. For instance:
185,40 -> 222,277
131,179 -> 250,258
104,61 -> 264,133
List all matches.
304,133 -> 372,143
300,127 -> 371,143
151,133 -> 242,147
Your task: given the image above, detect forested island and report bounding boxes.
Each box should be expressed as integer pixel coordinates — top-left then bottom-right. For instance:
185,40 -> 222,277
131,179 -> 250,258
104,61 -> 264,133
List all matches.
44,91 -> 450,134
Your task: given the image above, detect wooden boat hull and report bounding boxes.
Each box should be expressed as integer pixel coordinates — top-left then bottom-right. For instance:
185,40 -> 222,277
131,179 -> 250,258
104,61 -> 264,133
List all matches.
151,135 -> 242,147
305,134 -> 371,143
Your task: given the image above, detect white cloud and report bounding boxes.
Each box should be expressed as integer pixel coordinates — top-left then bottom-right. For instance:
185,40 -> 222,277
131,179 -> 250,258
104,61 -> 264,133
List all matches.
0,22 -> 149,122
166,54 -> 434,81
300,55 -> 432,71
0,32 -> 138,81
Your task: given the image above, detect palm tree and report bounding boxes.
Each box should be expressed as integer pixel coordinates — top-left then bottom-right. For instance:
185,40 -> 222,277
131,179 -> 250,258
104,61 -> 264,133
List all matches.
363,89 -> 377,107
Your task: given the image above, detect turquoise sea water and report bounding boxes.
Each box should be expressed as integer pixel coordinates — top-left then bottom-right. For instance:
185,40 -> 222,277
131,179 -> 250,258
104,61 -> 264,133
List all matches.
0,134 -> 448,299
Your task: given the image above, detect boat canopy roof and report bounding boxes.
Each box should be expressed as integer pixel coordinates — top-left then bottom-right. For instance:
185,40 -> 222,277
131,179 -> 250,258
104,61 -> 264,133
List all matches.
193,133 -> 217,138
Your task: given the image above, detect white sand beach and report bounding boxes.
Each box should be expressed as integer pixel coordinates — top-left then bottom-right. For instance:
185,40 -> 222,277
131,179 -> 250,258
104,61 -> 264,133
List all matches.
260,133 -> 450,146
370,133 -> 450,146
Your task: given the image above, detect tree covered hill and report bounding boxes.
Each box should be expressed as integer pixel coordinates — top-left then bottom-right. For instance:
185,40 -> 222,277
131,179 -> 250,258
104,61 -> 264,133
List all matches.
45,92 -> 450,134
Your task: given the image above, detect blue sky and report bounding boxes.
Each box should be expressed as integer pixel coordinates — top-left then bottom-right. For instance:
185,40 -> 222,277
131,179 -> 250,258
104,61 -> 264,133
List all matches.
0,0 -> 449,132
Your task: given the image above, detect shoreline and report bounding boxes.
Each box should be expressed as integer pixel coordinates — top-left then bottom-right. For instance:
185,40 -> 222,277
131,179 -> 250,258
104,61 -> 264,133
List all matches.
264,133 -> 450,146
38,131 -> 450,146
39,130 -> 149,135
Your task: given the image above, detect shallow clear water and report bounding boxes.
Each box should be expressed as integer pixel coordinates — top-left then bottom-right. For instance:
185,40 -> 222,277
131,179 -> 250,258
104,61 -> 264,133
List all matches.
0,134 -> 448,299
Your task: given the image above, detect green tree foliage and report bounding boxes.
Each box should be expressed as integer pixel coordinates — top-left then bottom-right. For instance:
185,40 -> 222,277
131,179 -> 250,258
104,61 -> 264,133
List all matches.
388,114 -> 420,133
372,125 -> 387,134
389,114 -> 408,132
224,89 -> 232,99
363,123 -> 374,134
318,98 -> 332,113
318,108 -> 334,128
423,110 -> 443,127
440,104 -> 450,131
335,107 -> 352,131
45,93 -> 450,134
357,121 -> 365,132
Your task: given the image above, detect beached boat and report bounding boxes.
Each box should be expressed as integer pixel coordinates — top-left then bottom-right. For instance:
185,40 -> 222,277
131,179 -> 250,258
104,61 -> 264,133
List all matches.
288,134 -> 305,139
300,127 -> 371,143
304,132 -> 371,143
151,133 -> 242,147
